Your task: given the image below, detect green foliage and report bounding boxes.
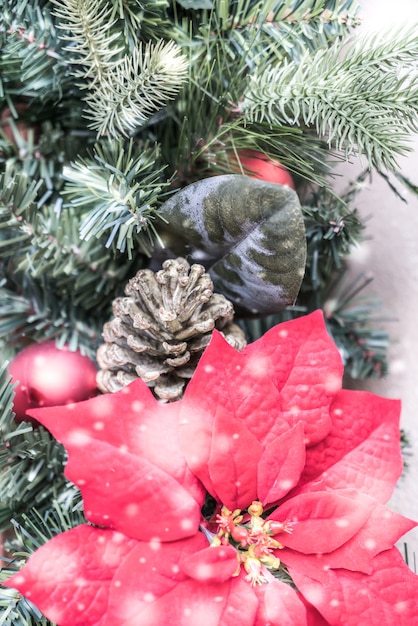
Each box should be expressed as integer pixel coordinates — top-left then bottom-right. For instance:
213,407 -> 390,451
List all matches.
51,0 -> 188,137
301,180 -> 365,295
0,2 -> 70,102
240,25 -> 418,170
0,150 -> 148,354
323,273 -> 390,379
0,393 -> 69,531
62,138 -> 170,256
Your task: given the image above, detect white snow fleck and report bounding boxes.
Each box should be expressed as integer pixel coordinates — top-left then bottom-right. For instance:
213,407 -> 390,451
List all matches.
11,574 -> 25,586
364,538 -> 377,550
124,503 -> 140,517
245,355 -> 270,378
335,518 -> 350,528
180,518 -> 195,531
93,421 -> 104,431
67,429 -> 90,446
324,373 -> 341,394
143,592 -> 155,603
149,537 -> 161,551
131,400 -> 143,412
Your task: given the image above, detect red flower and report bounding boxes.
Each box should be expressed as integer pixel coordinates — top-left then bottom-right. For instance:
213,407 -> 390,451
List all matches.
4,311 -> 418,625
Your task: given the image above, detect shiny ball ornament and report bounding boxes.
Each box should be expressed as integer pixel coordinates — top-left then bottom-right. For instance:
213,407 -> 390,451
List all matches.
236,150 -> 295,189
0,104 -> 40,146
9,341 -> 98,424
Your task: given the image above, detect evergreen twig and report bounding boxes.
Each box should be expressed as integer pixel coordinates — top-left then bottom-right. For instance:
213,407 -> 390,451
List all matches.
239,25 -> 418,170
62,139 -> 170,256
51,0 -> 188,137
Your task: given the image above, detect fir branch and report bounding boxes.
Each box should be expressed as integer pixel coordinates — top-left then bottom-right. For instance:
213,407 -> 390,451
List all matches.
62,139 -> 170,257
323,272 -> 390,379
0,3 -> 70,101
108,0 -> 171,46
157,16 -> 337,187
301,184 -> 365,292
51,0 -> 125,84
52,0 -> 188,136
0,165 -> 42,260
0,361 -> 16,432
0,277 -> 104,357
239,25 -> 418,170
14,205 -> 144,311
0,412 -> 68,531
85,40 -> 189,136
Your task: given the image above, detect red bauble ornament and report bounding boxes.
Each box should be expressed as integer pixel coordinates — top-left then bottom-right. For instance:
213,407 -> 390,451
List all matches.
235,149 -> 295,189
8,342 -> 98,424
0,104 -> 40,146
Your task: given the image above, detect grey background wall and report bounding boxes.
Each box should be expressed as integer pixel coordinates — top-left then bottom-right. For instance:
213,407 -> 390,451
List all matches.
342,0 -> 418,560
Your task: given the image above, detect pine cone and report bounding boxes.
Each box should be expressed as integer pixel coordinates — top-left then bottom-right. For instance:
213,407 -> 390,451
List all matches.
96,257 -> 247,401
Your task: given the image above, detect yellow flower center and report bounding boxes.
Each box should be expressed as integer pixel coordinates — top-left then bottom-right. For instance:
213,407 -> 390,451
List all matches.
212,501 -> 293,585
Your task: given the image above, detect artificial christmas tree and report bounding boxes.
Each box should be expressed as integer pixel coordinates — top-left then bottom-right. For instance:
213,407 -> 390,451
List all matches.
1,1 -> 418,624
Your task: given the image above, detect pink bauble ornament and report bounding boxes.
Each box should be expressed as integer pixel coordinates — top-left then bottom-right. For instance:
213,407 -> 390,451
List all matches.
8,341 -> 98,424
235,149 -> 295,189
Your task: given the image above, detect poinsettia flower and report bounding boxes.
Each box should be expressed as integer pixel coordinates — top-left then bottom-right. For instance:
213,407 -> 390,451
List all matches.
4,311 -> 418,625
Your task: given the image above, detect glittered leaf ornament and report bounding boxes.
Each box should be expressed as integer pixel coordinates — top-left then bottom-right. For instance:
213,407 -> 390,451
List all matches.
5,311 -> 418,626
154,175 -> 306,315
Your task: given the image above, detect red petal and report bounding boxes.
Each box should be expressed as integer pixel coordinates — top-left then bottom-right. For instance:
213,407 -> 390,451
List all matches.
281,498 -> 416,583
4,526 -> 137,626
240,310 -> 342,446
298,593 -> 330,625
30,380 -> 204,541
289,548 -> 418,625
270,491 -> 374,553
105,534 -> 259,626
208,407 -> 262,509
254,579 -> 308,626
258,422 -> 306,506
179,544 -> 239,582
301,390 -> 402,502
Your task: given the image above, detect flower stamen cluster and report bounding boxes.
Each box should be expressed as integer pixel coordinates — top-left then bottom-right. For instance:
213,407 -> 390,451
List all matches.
213,501 -> 293,585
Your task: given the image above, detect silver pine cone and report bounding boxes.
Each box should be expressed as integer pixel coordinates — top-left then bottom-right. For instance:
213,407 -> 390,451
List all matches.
96,257 -> 247,401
